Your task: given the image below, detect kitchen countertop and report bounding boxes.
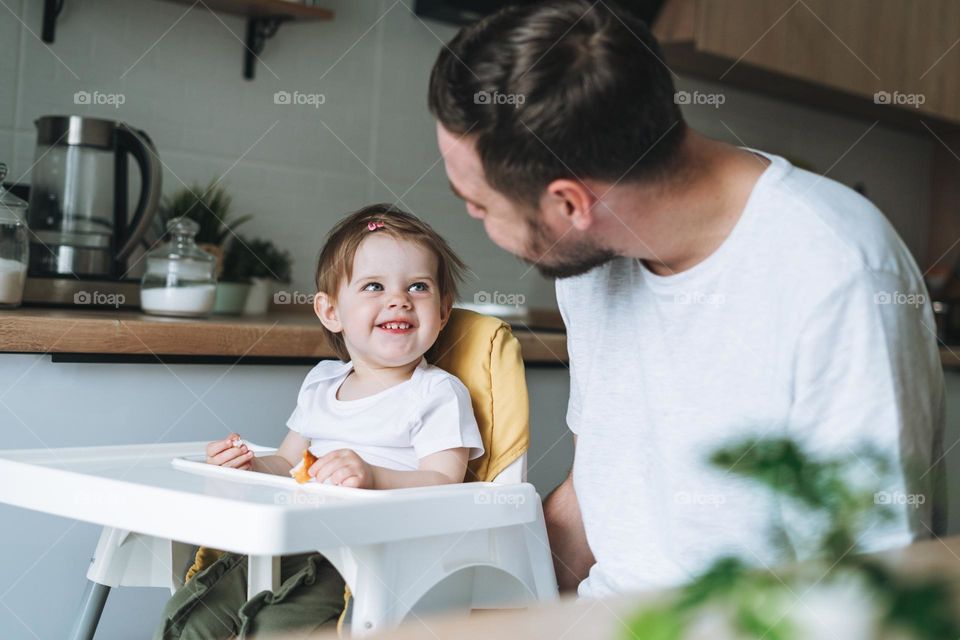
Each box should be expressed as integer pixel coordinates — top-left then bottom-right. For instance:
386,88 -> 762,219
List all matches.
0,306 -> 569,365
3,305 -> 955,370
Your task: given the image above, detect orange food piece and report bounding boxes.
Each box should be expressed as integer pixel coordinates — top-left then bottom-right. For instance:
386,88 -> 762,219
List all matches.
291,449 -> 318,484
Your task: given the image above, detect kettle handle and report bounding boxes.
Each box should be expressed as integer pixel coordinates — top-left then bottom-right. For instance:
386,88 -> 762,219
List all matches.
114,124 -> 162,262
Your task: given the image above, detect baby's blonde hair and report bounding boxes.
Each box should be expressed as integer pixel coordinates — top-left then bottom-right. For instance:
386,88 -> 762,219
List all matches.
315,204 -> 467,361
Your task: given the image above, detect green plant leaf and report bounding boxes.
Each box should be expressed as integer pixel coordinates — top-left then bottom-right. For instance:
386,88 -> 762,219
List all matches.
624,606 -> 686,640
157,180 -> 250,246
220,235 -> 294,283
620,437 -> 959,640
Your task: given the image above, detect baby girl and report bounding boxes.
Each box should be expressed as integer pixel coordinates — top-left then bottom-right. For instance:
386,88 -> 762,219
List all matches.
155,204 -> 483,639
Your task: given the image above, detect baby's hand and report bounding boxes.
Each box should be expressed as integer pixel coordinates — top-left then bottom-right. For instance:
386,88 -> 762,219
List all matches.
205,433 -> 254,470
310,449 -> 374,488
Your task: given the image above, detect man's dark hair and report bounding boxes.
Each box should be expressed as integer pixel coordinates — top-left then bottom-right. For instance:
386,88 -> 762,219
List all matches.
428,0 -> 687,207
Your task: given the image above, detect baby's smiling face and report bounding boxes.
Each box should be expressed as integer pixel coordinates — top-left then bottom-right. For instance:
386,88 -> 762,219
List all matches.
319,233 -> 449,369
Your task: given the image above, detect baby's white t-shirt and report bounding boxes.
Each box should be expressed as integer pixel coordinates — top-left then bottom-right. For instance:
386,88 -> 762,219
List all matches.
286,357 -> 484,471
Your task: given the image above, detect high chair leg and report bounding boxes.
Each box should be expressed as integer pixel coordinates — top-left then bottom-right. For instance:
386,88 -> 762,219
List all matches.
67,580 -> 110,640
247,554 -> 281,598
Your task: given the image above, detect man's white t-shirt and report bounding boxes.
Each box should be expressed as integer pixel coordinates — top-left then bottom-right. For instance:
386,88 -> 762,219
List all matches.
286,357 -> 484,471
557,150 -> 946,599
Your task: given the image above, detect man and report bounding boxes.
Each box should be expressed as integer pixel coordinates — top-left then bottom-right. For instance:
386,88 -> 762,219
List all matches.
429,0 -> 945,598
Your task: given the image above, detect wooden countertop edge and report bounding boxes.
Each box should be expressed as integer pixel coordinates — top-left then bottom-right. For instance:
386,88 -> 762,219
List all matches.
0,310 -> 569,365
3,309 -> 956,369
941,347 -> 960,368
5,308 -> 958,369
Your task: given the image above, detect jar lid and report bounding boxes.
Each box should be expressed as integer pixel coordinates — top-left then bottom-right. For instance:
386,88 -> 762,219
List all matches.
146,216 -> 216,264
0,163 -> 28,225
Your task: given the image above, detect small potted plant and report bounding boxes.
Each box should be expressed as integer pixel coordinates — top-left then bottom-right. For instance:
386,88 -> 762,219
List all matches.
213,235 -> 258,315
238,237 -> 293,315
156,180 -> 252,278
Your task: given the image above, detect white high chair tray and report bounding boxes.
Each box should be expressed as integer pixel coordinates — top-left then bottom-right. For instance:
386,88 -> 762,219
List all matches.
0,441 -> 539,556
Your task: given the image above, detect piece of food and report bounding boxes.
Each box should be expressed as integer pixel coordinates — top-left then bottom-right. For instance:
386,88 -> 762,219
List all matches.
290,449 -> 319,484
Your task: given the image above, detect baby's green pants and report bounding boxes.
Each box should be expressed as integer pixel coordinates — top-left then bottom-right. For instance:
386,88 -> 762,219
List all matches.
153,551 -> 345,639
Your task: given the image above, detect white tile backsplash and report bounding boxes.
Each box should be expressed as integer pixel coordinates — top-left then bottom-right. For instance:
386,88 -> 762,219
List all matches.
0,3 -> 22,129
0,1 -> 936,315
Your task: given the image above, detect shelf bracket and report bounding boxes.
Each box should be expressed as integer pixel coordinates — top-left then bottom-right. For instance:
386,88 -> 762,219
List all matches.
42,0 -> 64,43
243,16 -> 288,80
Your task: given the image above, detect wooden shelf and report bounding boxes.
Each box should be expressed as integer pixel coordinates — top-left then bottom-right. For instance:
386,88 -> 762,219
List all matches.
162,0 -> 334,79
0,307 -> 568,366
161,0 -> 332,20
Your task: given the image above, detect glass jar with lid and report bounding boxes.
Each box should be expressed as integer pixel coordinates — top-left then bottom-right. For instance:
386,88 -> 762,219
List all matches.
140,217 -> 217,317
0,163 -> 29,309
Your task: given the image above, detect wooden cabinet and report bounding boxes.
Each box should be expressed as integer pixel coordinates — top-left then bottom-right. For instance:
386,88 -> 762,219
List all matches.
653,0 -> 960,131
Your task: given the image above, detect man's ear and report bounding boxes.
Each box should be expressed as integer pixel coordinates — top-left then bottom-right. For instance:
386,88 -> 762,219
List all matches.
543,179 -> 599,231
314,292 -> 342,333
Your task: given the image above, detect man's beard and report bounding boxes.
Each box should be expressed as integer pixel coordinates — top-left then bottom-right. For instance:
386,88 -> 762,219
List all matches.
523,218 -> 616,279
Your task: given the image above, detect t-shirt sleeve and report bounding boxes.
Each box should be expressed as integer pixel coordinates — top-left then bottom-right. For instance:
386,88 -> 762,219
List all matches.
557,279 -> 583,435
285,377 -> 309,434
783,268 -> 944,557
285,360 -> 343,435
410,375 -> 485,461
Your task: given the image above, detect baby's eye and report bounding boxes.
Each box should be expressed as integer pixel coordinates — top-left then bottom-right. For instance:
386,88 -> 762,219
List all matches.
362,282 -> 383,292
408,282 -> 430,293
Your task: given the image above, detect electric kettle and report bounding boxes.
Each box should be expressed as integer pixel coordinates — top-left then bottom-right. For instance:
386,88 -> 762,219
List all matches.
26,115 -> 162,279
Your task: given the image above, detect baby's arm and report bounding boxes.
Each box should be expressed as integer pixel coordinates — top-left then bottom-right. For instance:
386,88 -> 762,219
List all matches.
309,447 -> 469,489
250,429 -> 310,476
375,447 -> 469,489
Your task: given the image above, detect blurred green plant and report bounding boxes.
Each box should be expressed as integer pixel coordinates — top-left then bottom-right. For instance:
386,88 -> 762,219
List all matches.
625,438 -> 957,640
158,180 -> 252,246
221,235 -> 293,283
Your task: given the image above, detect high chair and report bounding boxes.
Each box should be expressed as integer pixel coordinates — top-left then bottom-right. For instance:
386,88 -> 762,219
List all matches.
0,309 -> 558,639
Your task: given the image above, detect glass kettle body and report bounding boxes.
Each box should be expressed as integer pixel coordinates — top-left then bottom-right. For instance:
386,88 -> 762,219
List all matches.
27,115 -> 162,279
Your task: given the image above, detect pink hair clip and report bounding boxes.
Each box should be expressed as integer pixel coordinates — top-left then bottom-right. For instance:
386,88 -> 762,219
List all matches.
367,221 -> 385,232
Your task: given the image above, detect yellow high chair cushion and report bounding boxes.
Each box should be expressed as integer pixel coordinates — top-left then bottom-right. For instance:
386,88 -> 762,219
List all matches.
184,309 -> 530,586
427,308 -> 530,482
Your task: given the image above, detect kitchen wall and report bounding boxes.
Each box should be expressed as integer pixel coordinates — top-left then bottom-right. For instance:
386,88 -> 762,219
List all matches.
0,0 -> 935,310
